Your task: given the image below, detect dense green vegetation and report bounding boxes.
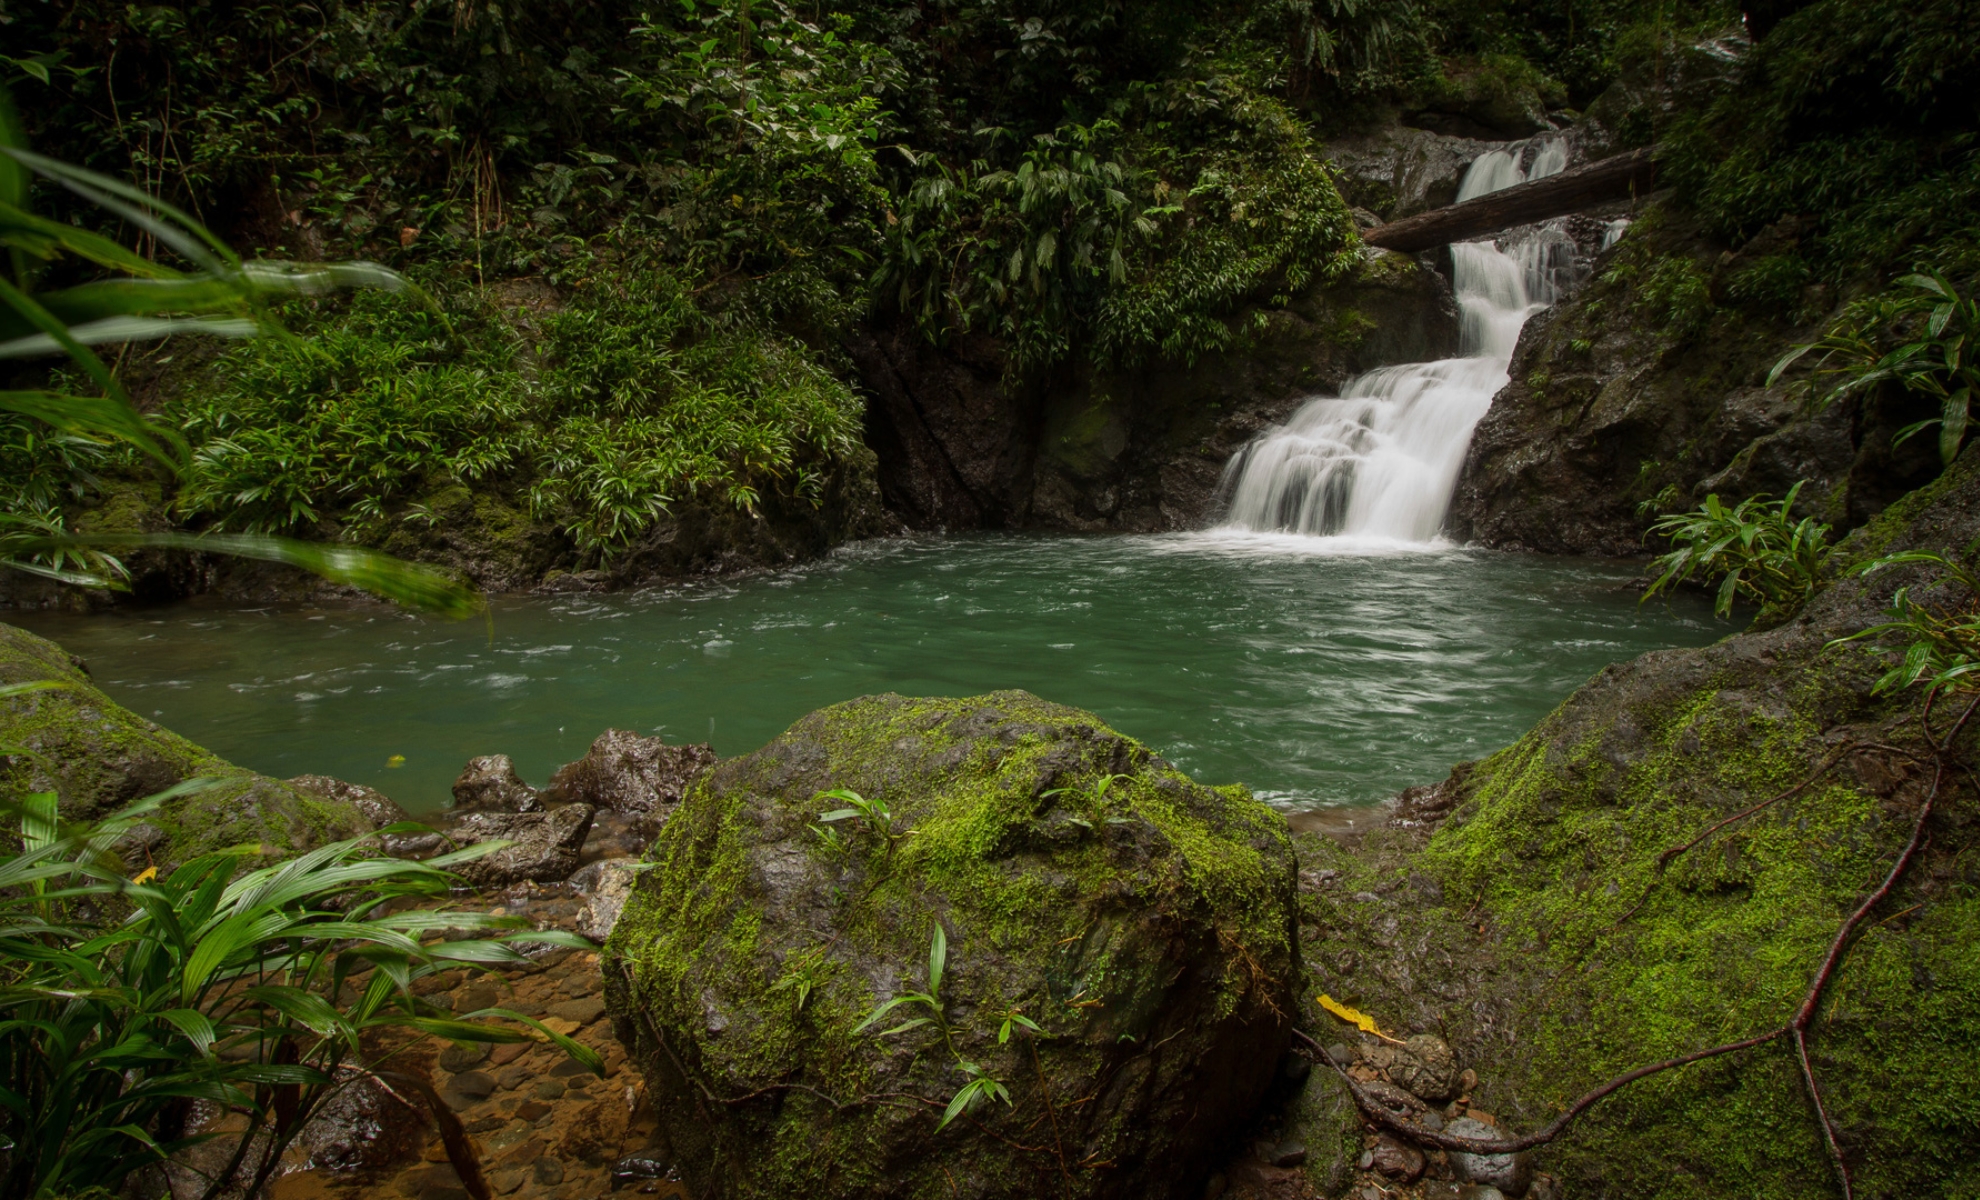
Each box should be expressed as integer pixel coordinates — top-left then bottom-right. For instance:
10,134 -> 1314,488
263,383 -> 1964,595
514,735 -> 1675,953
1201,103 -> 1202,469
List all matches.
2,0 -> 1751,580
0,776 -> 598,1198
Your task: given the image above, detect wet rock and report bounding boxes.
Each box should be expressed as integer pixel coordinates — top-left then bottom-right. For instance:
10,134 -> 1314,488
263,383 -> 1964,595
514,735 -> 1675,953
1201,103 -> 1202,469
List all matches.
284,1073 -> 424,1176
287,774 -> 411,829
1326,126 -> 1494,218
437,1041 -> 492,1073
582,807 -> 656,860
447,805 -> 595,888
453,754 -> 543,814
0,623 -> 376,868
533,1157 -> 565,1185
604,690 -> 1299,1200
614,1154 -> 674,1188
1457,1187 -> 1508,1200
1391,1033 -> 1459,1102
1361,1079 -> 1429,1115
557,1099 -> 630,1165
1447,1117 -> 1531,1197
1271,1141 -> 1308,1167
547,729 -> 715,816
1371,1134 -> 1426,1182
571,858 -> 642,943
441,1069 -> 497,1111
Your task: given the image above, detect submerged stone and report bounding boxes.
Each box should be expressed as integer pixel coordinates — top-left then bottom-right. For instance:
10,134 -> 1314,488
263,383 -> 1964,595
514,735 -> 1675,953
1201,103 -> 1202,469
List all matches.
603,690 -> 1299,1200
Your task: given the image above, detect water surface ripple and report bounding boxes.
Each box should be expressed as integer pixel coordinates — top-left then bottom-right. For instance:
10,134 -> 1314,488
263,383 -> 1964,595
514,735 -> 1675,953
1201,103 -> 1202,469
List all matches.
11,533 -> 1722,815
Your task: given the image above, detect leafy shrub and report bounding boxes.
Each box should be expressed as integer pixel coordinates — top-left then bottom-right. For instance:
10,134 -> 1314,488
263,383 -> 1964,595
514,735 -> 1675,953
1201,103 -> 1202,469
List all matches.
171,295 -> 530,533
1662,0 -> 1980,280
0,777 -> 597,1199
1635,255 -> 1716,341
1838,550 -> 1980,697
1642,480 -> 1832,621
1771,269 -> 1980,465
172,272 -> 863,558
1726,253 -> 1813,313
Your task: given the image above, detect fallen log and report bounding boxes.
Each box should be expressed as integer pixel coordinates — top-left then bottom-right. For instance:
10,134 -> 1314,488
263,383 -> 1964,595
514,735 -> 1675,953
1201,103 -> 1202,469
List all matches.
1362,147 -> 1658,253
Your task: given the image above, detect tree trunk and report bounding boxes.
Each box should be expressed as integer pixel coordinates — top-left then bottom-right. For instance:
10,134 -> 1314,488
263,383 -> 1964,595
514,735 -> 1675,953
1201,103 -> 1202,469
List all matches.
1362,149 -> 1658,254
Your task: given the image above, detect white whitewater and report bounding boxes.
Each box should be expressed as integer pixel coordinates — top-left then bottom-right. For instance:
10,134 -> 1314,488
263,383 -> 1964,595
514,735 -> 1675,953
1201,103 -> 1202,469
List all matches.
1217,138 -> 1573,543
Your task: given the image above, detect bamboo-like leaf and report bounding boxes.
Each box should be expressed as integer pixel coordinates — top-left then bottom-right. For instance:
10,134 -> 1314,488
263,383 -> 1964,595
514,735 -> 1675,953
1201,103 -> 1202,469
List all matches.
155,1008 -> 218,1056
0,315 -> 260,358
928,922 -> 947,999
28,532 -> 479,617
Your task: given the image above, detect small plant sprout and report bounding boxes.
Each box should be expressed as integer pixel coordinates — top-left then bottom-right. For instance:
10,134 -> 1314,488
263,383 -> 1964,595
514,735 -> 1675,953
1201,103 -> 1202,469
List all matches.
853,923 -> 948,1038
814,787 -> 912,862
1832,550 -> 1980,698
770,946 -> 829,1012
940,1061 -> 1013,1131
1042,772 -> 1129,806
1772,270 -> 1980,466
852,923 -> 1019,1134
995,1005 -> 1042,1045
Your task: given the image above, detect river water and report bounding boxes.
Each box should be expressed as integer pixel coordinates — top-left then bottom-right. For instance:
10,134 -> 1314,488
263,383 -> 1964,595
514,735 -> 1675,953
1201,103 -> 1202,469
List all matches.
12,532 -> 1719,817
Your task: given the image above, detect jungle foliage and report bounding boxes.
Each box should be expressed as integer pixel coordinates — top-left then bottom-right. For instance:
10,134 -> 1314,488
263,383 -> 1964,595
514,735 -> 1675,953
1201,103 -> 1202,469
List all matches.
0,0 -> 1889,568
1662,0 -> 1980,283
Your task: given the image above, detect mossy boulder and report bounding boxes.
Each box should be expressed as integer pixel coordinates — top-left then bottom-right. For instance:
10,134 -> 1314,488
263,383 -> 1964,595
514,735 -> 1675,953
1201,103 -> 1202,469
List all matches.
1295,454 -> 1980,1197
0,621 -> 377,865
602,690 -> 1299,1200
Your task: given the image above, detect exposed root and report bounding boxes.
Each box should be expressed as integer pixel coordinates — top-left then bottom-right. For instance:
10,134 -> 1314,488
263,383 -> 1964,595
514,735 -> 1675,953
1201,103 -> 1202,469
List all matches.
1299,694 -> 1976,1193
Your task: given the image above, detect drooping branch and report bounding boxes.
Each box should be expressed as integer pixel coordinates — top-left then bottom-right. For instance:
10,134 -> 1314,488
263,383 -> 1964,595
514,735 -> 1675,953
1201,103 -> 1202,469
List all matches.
1360,149 -> 1658,254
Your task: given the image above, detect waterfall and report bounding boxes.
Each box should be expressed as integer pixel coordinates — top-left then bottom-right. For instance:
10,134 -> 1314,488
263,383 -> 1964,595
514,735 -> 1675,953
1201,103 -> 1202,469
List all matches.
1215,138 -> 1572,544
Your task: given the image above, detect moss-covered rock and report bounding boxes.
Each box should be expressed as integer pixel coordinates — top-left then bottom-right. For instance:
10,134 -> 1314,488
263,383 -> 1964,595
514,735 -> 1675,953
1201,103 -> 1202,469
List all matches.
1297,455 -> 1980,1197
603,690 -> 1299,1199
1450,203 -> 1942,553
0,621 -> 377,864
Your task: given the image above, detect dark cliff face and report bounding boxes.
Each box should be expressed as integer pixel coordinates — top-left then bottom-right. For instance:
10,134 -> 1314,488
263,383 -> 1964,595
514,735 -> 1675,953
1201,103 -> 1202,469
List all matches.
851,250 -> 1461,534
1448,206 -> 1943,555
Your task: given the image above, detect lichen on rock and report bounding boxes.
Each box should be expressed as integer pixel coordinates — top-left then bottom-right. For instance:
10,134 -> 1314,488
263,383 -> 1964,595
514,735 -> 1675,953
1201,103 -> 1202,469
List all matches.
602,690 -> 1300,1199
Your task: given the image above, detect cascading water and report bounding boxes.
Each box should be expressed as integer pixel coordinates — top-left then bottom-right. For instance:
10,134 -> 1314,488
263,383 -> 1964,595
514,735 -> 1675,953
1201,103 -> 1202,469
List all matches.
1217,138 -> 1576,543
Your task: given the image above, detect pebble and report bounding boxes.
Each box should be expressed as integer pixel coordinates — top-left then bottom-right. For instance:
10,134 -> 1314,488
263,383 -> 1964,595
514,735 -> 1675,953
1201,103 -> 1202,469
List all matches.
1370,1134 -> 1425,1183
549,997 -> 606,1024
1272,1141 -> 1308,1167
436,1042 -> 491,1073
534,1079 -> 567,1101
532,1156 -> 565,1185
1446,1116 -> 1532,1197
440,1070 -> 496,1110
1326,1042 -> 1354,1066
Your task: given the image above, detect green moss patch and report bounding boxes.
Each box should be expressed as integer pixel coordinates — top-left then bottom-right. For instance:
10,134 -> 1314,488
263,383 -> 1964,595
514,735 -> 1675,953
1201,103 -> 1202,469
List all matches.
604,690 -> 1299,1199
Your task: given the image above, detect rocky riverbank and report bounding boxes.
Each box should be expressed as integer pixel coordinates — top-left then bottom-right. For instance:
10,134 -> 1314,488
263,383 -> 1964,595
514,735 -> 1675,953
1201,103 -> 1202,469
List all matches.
5,458 -> 1975,1199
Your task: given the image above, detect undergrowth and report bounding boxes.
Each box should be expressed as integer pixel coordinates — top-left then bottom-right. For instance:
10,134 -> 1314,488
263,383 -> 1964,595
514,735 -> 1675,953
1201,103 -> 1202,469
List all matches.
163,268 -> 862,558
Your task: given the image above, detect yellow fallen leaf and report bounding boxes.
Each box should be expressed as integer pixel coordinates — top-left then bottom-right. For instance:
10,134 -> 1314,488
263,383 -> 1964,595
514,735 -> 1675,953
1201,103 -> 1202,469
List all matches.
131,866 -> 158,884
386,754 -> 407,768
1318,993 -> 1405,1045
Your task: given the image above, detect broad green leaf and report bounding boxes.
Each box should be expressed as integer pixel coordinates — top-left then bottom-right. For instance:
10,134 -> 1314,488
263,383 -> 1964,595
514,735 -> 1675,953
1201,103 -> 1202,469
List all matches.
156,1008 -> 218,1056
